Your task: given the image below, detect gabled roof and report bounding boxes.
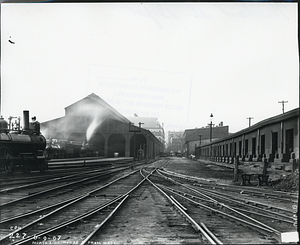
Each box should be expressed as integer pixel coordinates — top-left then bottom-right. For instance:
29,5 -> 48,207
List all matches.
65,93 -> 130,124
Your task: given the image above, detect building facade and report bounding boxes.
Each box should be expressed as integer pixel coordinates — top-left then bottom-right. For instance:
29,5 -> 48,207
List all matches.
127,116 -> 166,151
167,131 -> 184,154
182,125 -> 229,157
195,108 -> 299,179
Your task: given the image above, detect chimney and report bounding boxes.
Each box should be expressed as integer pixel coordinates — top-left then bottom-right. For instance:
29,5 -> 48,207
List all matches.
23,110 -> 30,130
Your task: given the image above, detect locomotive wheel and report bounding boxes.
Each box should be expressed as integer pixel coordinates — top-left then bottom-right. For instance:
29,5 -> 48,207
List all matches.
0,146 -> 14,174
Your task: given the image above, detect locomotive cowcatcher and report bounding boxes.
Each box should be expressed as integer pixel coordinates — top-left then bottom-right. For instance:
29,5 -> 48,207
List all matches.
0,111 -> 48,174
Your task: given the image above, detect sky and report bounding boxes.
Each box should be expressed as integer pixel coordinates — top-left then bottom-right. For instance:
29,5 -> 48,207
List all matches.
1,3 -> 299,135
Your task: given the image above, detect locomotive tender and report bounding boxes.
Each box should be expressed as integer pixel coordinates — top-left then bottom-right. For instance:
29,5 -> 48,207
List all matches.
0,111 -> 48,174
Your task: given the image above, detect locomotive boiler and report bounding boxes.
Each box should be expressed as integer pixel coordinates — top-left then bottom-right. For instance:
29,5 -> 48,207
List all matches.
0,111 -> 48,174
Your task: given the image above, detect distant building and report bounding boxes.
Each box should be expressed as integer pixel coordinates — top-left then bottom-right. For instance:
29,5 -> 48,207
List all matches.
167,131 -> 184,153
127,116 -> 166,151
182,124 -> 229,157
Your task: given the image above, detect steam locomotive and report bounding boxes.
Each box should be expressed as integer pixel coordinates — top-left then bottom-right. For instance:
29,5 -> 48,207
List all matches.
0,111 -> 48,174
44,139 -> 99,159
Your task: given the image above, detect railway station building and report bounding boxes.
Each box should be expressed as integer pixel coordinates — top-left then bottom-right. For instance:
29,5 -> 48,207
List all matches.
195,108 -> 299,181
40,93 -> 163,159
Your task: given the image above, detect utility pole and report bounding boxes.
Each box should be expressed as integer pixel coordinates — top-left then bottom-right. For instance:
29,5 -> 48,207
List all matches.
199,135 -> 201,146
246,117 -> 254,127
278,101 -> 288,113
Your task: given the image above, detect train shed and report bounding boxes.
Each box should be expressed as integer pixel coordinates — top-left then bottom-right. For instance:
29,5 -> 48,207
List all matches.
41,93 -> 163,159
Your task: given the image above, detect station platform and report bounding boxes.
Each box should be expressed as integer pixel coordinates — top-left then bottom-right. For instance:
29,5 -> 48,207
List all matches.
48,157 -> 133,169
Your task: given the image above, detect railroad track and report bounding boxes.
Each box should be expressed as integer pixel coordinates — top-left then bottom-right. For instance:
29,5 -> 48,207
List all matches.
0,157 -> 140,189
0,160 -> 209,244
144,168 -> 298,243
0,158 -> 148,205
0,166 -> 104,189
2,158 -> 296,244
141,167 -> 223,244
157,168 -> 298,212
0,168 -> 146,244
0,166 -> 130,207
0,163 -> 149,229
170,169 -> 297,201
0,157 -> 142,191
1,162 -> 208,244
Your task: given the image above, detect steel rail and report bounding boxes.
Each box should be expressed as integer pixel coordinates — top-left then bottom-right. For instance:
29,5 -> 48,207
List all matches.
1,169 -> 139,242
200,222 -> 223,245
8,195 -> 125,245
154,169 -> 294,223
0,194 -> 89,242
156,169 -> 290,230
190,184 -> 294,216
0,167 -> 130,207
159,168 -> 298,200
186,183 -> 294,223
0,166 -> 126,193
0,169 -> 88,187
156,183 -> 281,236
159,168 -> 215,183
175,184 -> 282,234
1,168 -> 140,235
170,195 -> 188,212
80,195 -> 129,245
0,193 -> 84,224
228,206 -> 295,225
6,168 -> 155,245
157,169 -> 294,217
155,170 -> 295,225
192,181 -> 298,205
140,168 -> 221,245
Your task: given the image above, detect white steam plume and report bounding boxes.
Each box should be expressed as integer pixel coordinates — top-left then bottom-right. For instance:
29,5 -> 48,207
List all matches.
86,116 -> 104,142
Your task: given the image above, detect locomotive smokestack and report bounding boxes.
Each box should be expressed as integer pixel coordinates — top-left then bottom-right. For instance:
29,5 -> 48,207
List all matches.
23,110 -> 30,130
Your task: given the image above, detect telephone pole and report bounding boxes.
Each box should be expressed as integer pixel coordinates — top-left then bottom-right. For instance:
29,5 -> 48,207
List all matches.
246,117 -> 254,127
278,101 -> 288,113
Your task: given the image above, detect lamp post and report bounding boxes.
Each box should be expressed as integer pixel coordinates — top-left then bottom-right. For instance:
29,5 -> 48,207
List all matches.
209,113 -> 213,142
209,113 -> 214,158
